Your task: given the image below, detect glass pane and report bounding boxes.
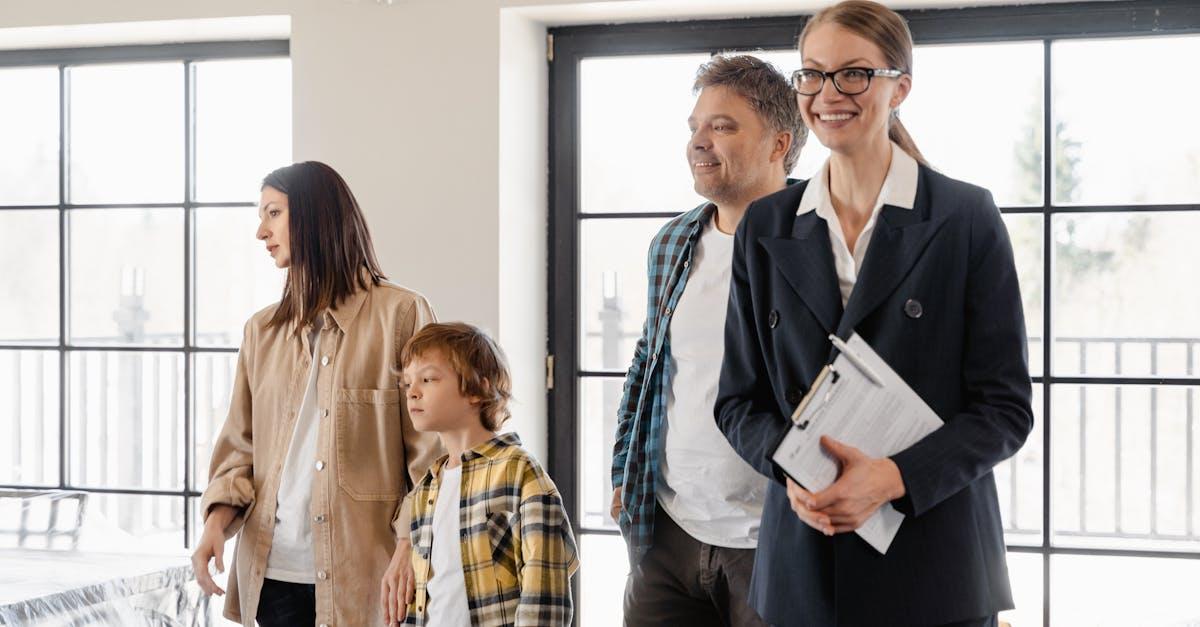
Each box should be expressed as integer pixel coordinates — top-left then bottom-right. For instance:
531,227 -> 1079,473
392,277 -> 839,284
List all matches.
68,63 -> 183,203
729,50 -> 829,180
580,54 -> 709,214
1051,212 -> 1200,377
579,534 -> 629,627
193,58 -> 292,203
1001,552 -> 1044,627
754,42 -> 1047,200
0,350 -> 60,486
997,386 -> 1044,545
0,491 -> 87,550
0,67 -> 59,205
905,42 -> 1045,207
192,352 -> 238,491
579,376 -> 624,532
1003,213 -> 1044,376
0,210 -> 59,344
1051,384 -> 1200,553
68,351 -> 184,491
77,493 -> 185,553
1051,554 -> 1200,625
68,209 -> 184,346
1053,36 -> 1200,205
194,207 -> 285,347
579,217 -> 670,371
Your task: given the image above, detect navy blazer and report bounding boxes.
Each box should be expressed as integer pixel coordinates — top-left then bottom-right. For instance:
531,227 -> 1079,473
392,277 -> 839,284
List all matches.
715,166 -> 1033,626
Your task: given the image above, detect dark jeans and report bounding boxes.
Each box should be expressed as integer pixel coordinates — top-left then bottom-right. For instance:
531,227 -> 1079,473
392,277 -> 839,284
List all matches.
943,616 -> 998,627
624,506 -> 768,627
256,578 -> 315,627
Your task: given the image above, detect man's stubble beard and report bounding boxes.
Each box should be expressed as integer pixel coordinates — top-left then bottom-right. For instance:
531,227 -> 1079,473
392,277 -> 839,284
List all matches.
694,175 -> 748,208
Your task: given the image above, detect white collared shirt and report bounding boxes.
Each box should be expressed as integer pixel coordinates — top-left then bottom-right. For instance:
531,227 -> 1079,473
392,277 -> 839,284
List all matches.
797,142 -> 919,306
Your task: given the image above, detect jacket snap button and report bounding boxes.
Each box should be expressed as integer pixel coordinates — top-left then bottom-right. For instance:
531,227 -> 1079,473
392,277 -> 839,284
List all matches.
785,388 -> 804,405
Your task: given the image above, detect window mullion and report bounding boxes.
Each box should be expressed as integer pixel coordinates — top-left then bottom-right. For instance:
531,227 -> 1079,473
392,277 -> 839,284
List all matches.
57,63 -> 69,491
1041,37 -> 1054,627
183,60 -> 195,550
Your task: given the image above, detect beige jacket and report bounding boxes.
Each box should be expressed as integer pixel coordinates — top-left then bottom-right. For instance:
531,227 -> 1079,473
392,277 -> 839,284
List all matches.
200,281 -> 442,627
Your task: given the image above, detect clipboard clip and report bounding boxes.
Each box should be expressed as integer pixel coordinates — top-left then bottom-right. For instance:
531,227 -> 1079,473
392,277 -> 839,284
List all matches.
790,366 -> 839,430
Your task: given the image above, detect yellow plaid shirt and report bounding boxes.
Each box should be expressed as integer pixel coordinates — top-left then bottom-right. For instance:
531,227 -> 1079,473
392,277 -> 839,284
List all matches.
405,432 -> 579,626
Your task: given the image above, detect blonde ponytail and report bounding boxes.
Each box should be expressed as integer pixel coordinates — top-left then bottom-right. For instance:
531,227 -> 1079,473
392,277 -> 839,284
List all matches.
889,116 -> 929,167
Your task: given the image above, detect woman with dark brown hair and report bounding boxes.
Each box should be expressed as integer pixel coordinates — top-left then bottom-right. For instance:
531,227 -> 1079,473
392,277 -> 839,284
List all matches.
716,2 -> 1031,625
190,161 -> 442,627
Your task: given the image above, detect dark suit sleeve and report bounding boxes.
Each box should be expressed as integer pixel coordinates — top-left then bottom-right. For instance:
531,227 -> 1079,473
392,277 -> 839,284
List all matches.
715,211 -> 788,483
890,190 -> 1034,518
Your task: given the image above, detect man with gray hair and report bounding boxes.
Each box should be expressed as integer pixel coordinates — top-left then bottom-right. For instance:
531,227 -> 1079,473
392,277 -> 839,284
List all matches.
610,54 -> 807,625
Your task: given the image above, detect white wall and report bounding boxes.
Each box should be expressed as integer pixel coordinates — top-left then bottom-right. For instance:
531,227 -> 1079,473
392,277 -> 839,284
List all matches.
498,11 -> 550,456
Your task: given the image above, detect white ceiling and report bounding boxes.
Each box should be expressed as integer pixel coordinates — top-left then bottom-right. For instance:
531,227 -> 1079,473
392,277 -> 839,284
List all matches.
504,0 -> 1104,26
0,15 -> 289,50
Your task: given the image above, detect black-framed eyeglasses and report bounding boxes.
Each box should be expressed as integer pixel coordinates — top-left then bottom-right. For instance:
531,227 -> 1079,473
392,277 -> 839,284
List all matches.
790,67 -> 905,96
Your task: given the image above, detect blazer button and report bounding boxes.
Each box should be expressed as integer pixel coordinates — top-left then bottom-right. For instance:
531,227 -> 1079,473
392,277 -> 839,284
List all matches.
768,310 -> 780,329
785,387 -> 804,405
904,298 -> 923,319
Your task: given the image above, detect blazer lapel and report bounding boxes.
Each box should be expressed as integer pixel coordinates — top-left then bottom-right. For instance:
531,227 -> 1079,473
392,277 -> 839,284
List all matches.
836,197 -> 947,337
759,211 -> 843,335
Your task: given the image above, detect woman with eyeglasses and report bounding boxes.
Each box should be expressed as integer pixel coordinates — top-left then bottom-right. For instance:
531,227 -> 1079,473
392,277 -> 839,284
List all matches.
190,161 -> 442,627
714,2 -> 1032,625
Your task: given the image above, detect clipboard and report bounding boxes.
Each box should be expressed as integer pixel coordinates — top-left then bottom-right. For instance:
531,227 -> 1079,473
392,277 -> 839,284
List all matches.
769,332 -> 943,554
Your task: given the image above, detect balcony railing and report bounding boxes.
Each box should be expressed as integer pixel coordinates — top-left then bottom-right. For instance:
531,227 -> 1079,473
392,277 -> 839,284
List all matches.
583,289 -> 1199,550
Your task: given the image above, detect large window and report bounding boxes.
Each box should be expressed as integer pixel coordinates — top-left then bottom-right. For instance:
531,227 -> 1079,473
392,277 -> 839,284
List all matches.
0,42 -> 290,553
549,2 -> 1200,625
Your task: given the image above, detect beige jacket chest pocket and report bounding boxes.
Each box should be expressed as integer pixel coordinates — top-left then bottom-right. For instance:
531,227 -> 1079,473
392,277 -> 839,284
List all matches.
335,388 -> 405,500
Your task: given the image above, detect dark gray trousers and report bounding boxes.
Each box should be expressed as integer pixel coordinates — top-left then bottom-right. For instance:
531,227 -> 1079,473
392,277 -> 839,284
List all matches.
624,506 -> 768,627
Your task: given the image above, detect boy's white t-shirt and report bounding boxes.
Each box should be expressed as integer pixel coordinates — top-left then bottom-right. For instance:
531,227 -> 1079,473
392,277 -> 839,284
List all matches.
425,464 -> 472,626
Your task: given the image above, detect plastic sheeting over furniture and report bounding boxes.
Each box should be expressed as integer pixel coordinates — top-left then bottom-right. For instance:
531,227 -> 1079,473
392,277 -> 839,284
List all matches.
0,490 -> 212,626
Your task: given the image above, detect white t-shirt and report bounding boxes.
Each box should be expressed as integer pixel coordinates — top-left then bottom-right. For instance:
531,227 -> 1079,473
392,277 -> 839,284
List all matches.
265,319 -> 323,583
426,464 -> 471,626
657,218 -> 768,550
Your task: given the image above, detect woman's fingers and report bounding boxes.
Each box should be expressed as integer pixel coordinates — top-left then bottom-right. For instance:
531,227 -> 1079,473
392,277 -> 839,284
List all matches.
190,541 -> 226,596
786,479 -> 833,534
386,576 -> 397,624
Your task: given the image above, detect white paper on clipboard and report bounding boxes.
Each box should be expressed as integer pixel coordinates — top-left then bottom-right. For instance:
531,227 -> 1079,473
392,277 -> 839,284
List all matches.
771,332 -> 943,554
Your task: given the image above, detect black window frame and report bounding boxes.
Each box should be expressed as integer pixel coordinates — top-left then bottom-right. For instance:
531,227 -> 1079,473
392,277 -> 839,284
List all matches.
548,1 -> 1200,624
0,40 -> 289,550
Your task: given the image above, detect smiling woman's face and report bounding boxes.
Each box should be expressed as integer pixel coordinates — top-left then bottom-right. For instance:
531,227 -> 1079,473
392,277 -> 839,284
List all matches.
798,23 -> 910,156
